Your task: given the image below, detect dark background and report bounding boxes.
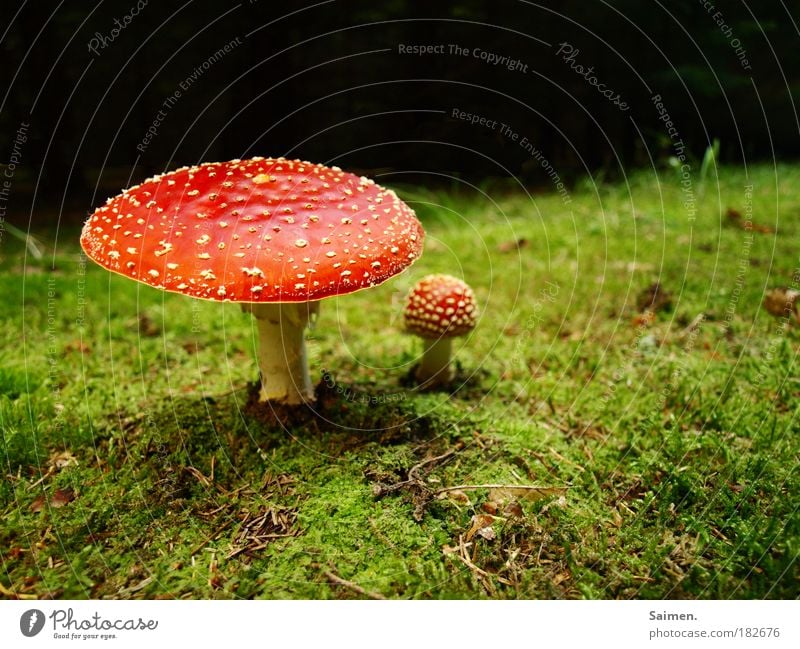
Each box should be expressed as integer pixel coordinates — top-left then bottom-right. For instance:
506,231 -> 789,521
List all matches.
1,0 -> 797,226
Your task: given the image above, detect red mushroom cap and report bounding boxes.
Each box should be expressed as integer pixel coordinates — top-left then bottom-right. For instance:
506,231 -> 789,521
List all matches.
404,274 -> 478,338
80,158 -> 424,302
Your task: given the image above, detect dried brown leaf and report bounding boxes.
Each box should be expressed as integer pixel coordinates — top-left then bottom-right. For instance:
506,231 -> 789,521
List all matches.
465,514 -> 496,542
632,310 -> 656,328
51,488 -> 76,508
763,287 -> 799,321
48,450 -> 78,470
540,495 -> 568,514
441,489 -> 471,506
725,207 -> 742,223
64,340 -> 91,354
487,486 -> 567,504
503,501 -> 524,518
497,238 -> 529,253
637,282 -> 672,313
31,488 -> 75,512
442,544 -> 458,556
138,315 -> 161,337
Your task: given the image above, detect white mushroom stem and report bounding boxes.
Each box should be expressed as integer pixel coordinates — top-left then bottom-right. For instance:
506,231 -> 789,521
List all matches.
416,337 -> 454,386
243,302 -> 319,405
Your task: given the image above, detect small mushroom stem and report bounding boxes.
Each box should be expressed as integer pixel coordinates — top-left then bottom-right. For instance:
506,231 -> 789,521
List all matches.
244,302 -> 319,405
416,337 -> 454,386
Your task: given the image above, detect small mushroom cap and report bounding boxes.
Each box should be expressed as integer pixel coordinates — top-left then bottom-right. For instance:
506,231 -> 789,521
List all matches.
80,158 -> 424,303
404,274 -> 478,338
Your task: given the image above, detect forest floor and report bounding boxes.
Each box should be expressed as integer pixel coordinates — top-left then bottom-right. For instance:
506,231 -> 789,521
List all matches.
1,164 -> 799,599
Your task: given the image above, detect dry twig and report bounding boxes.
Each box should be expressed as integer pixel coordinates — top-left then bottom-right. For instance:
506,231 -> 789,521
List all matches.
322,569 -> 386,600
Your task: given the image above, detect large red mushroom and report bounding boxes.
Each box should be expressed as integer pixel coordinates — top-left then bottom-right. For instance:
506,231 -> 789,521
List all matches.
81,157 -> 424,405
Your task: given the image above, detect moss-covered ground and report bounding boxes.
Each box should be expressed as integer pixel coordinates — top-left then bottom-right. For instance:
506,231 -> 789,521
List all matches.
2,164 -> 799,599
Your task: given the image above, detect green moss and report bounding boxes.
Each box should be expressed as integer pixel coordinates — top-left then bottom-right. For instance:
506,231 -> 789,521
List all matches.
2,164 -> 799,598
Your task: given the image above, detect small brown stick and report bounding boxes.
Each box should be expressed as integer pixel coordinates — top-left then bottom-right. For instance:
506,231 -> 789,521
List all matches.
323,569 -> 386,600
678,313 -> 705,338
0,581 -> 37,600
548,448 -> 585,473
27,467 -> 56,490
226,535 -> 295,559
184,466 -> 211,488
190,518 -> 236,556
373,448 -> 460,497
530,451 -> 561,479
434,484 -> 568,495
408,448 -> 459,481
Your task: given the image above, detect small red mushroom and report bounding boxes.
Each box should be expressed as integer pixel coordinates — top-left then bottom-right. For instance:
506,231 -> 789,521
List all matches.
81,157 -> 424,405
404,274 -> 478,386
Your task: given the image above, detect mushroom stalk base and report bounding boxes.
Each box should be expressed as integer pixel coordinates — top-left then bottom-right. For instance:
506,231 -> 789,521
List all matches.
245,302 -> 319,405
416,337 -> 454,387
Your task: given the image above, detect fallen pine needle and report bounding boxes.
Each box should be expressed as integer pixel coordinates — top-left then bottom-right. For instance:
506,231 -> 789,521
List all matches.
435,484 -> 568,496
0,581 -> 37,599
322,569 -> 386,600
